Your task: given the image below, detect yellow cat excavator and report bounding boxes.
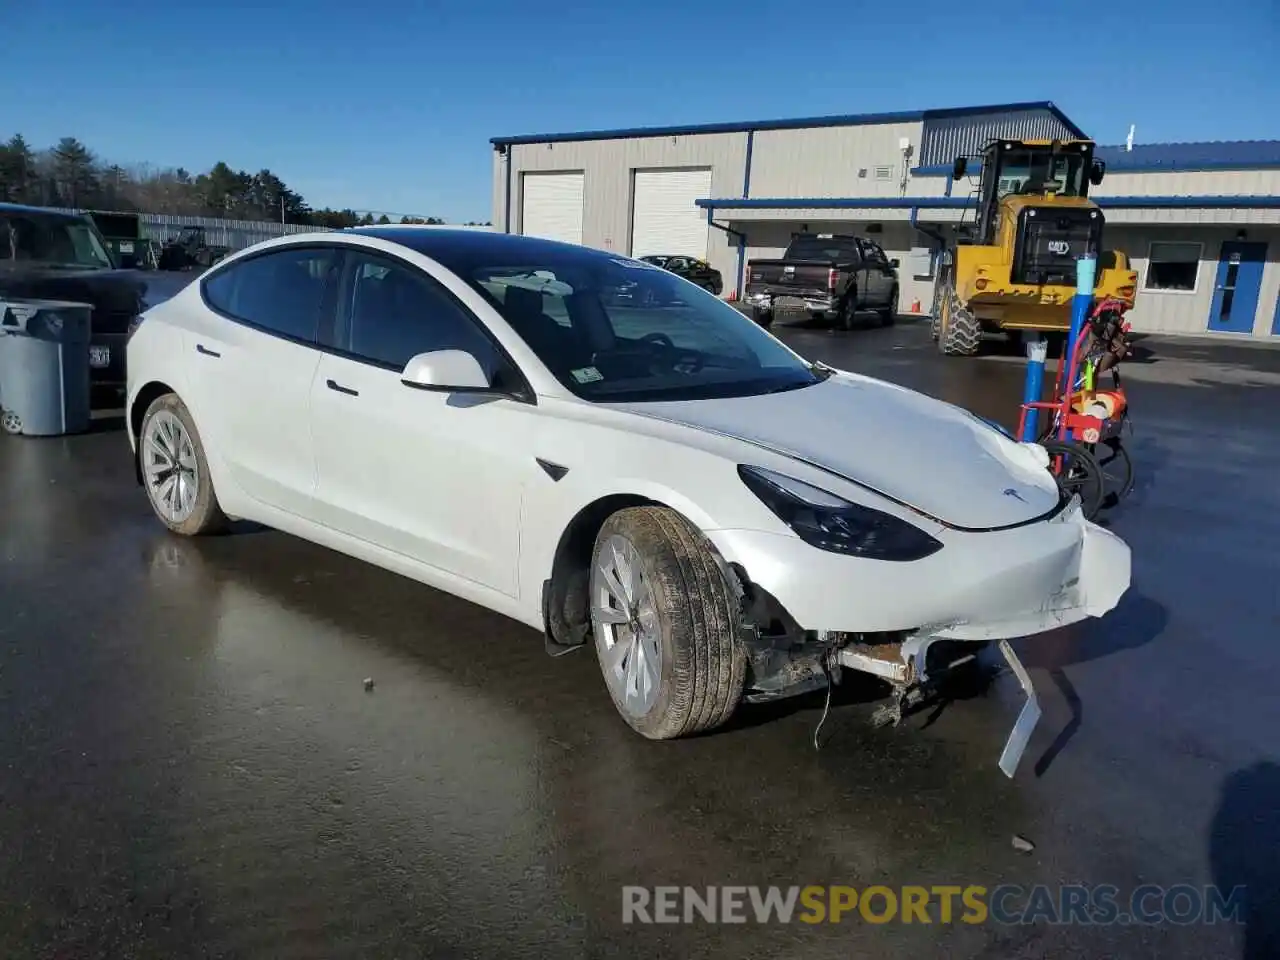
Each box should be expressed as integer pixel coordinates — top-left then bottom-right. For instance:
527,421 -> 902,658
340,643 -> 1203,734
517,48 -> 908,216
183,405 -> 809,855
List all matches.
931,138 -> 1138,356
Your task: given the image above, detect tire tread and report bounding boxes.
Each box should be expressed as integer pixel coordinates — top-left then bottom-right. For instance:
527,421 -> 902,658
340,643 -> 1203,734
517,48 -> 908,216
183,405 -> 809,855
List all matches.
595,506 -> 746,739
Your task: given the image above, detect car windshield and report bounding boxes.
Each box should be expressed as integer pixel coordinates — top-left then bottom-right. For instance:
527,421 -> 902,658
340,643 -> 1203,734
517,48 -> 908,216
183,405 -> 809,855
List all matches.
433,243 -> 827,403
0,213 -> 113,270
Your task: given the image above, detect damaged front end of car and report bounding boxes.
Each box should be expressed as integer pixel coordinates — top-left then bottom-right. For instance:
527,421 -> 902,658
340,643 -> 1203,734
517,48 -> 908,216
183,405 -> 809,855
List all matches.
730,571 -> 1043,778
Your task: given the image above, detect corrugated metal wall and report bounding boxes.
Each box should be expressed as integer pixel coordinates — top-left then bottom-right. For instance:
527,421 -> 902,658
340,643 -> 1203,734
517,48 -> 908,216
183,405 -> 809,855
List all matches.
748,121 -> 922,198
919,108 -> 1078,167
44,206 -> 330,248
502,131 -> 748,285
136,214 -> 325,248
1106,225 -> 1280,336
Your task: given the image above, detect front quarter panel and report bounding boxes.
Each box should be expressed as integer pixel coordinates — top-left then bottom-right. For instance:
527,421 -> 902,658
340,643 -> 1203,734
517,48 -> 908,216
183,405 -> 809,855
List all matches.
125,301 -> 193,453
514,401 -> 799,610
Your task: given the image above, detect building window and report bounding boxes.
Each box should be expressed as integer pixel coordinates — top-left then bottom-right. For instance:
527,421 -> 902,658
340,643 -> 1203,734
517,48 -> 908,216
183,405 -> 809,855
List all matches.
1144,241 -> 1202,293
874,166 -> 893,181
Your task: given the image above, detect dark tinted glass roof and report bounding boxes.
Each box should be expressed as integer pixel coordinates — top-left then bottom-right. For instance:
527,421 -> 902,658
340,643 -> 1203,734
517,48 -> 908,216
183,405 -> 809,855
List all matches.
349,227 -> 615,263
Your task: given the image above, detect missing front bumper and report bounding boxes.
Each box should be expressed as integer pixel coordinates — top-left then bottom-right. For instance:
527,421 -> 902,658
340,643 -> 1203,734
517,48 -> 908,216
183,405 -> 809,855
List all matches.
832,633 -> 1041,778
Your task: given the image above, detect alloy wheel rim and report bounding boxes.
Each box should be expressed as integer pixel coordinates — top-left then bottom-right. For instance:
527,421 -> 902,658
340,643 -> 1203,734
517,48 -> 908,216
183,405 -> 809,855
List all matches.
1,411 -> 20,434
143,411 -> 200,524
591,534 -> 663,718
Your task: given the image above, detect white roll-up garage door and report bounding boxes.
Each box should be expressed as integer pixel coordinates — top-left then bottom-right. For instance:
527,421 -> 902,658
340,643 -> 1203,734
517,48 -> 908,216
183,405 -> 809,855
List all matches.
630,168 -> 713,259
520,172 -> 584,245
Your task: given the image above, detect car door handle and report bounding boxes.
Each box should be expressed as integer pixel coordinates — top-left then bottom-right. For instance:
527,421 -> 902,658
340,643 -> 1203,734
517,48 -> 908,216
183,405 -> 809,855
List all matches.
195,344 -> 221,358
326,379 -> 359,397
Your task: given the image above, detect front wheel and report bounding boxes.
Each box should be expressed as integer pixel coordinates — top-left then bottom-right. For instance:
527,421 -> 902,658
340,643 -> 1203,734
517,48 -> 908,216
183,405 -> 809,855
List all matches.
139,394 -> 228,536
751,307 -> 774,329
589,506 -> 747,740
937,285 -> 981,356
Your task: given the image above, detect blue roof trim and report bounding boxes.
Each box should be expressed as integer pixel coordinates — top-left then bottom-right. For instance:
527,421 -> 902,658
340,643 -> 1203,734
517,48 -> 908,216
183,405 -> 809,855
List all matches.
697,197 -> 971,209
491,100 -> 1078,146
696,195 -> 1280,210
1095,195 -> 1280,209
913,141 -> 1280,176
1097,140 -> 1280,171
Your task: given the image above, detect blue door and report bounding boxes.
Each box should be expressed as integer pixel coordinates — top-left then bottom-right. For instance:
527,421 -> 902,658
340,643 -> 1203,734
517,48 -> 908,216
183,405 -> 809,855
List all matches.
1207,241 -> 1267,334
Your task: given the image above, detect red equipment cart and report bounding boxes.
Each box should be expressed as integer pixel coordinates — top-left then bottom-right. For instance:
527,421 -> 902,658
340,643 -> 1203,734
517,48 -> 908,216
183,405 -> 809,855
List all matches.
1016,298 -> 1135,520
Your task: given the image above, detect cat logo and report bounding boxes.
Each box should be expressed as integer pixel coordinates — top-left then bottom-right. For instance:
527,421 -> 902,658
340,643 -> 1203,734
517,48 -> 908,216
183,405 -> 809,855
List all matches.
1047,240 -> 1071,255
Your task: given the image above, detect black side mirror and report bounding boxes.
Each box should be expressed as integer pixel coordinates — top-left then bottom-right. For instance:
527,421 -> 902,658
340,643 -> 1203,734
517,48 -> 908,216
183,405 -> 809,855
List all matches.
1089,159 -> 1106,186
889,258 -> 900,268
952,157 -> 968,180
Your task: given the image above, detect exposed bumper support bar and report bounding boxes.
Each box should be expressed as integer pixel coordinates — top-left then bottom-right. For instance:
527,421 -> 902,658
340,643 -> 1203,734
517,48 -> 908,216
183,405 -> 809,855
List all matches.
832,632 -> 1042,779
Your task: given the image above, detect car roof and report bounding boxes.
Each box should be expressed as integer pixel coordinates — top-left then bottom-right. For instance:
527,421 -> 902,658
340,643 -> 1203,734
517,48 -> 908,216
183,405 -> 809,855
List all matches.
346,226 -> 624,263
0,201 -> 90,223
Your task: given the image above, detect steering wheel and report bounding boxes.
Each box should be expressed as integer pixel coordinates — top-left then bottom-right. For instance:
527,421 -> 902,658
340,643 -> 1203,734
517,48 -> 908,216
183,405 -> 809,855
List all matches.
640,332 -> 675,349
637,331 -> 704,374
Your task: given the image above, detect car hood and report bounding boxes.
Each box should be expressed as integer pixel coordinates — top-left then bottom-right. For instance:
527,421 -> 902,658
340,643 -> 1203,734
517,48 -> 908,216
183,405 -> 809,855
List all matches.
610,371 -> 1061,529
0,266 -> 147,328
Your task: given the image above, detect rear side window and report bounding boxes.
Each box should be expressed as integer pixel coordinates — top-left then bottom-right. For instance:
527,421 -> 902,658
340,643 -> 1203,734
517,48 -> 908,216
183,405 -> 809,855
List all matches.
203,246 -> 339,343
859,239 -> 888,265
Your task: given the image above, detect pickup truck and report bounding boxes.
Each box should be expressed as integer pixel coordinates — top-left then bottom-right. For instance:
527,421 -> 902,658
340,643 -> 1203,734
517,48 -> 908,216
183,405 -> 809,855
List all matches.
1,202 -> 146,396
744,233 -> 899,330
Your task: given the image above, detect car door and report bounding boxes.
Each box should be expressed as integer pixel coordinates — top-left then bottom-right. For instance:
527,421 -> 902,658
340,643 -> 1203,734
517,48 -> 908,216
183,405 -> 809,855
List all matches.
309,248 -> 539,597
858,239 -> 894,306
192,244 -> 340,516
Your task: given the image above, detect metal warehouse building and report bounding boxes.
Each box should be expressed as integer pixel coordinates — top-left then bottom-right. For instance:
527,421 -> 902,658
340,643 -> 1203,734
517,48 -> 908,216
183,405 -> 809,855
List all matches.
491,100 -> 1280,340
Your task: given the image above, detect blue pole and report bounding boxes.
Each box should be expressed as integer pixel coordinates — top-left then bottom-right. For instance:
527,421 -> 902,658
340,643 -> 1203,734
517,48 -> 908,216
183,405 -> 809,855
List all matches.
1020,333 -> 1047,442
1062,255 -> 1097,441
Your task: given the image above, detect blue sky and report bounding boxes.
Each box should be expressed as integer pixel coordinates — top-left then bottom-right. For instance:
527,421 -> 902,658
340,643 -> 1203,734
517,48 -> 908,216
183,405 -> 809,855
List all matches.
5,0 -> 1277,221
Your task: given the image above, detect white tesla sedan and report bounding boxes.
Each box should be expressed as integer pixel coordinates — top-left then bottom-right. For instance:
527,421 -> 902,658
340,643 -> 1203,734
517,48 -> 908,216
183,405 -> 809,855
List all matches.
126,228 -> 1131,775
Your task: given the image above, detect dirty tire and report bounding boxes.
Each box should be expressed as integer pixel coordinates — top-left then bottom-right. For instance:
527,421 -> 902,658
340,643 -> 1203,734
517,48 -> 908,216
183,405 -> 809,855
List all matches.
751,307 -> 773,329
880,286 -> 899,326
139,393 -> 228,536
837,291 -> 857,331
938,286 -> 981,356
590,506 -> 747,740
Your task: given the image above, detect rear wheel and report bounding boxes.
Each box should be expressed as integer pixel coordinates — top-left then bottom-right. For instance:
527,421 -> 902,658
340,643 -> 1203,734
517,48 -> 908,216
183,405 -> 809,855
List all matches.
837,291 -> 858,331
589,506 -> 747,740
139,394 -> 228,536
879,286 -> 899,326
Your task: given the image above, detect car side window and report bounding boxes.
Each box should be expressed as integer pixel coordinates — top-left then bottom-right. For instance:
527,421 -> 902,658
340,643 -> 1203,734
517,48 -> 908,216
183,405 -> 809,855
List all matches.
860,240 -> 888,265
202,246 -> 338,343
667,257 -> 688,272
341,253 -> 502,376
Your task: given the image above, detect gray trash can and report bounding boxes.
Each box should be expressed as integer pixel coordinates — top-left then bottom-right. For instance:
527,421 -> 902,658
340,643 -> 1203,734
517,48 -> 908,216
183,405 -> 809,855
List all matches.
0,298 -> 93,437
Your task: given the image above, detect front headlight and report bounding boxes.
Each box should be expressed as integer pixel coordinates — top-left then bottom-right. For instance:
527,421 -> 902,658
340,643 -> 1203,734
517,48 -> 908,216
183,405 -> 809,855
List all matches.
738,465 -> 943,562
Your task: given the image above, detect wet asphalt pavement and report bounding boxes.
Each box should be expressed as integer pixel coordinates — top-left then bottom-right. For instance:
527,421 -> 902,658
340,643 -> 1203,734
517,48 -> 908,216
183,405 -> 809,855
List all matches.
2,302 -> 1279,959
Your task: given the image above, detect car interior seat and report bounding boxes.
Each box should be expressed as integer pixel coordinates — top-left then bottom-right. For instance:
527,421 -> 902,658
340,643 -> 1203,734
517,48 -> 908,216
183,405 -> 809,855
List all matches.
500,284 -> 578,357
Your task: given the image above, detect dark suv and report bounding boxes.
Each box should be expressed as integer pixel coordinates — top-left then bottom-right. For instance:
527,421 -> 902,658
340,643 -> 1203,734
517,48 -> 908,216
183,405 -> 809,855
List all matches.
0,202 -> 147,394
639,255 -> 724,295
